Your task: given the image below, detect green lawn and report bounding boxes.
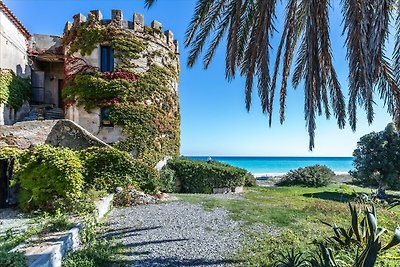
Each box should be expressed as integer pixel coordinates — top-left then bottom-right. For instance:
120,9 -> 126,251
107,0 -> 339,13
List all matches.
177,185 -> 400,266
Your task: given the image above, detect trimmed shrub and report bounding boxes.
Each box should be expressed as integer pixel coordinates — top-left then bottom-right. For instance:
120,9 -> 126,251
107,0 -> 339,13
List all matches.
80,147 -> 159,194
277,165 -> 334,187
17,145 -> 84,212
80,147 -> 138,192
0,147 -> 22,159
166,158 -> 247,193
132,160 -> 160,194
0,250 -> 26,267
159,168 -> 176,193
244,172 -> 257,187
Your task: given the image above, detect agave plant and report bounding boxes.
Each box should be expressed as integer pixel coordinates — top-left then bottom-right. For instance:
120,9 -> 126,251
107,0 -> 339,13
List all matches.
321,203 -> 400,267
308,243 -> 337,267
274,248 -> 308,267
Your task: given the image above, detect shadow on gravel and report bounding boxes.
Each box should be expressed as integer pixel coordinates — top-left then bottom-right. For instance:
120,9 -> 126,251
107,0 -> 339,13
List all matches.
125,238 -> 189,248
100,226 -> 162,239
125,257 -> 243,266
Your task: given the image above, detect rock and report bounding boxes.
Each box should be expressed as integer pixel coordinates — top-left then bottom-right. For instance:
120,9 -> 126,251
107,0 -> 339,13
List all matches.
114,187 -> 157,206
115,187 -> 123,193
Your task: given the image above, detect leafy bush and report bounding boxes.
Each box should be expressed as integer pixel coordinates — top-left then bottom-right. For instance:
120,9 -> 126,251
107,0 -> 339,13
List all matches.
0,147 -> 22,160
277,165 -> 334,187
0,69 -> 31,109
132,160 -> 160,194
17,145 -> 84,212
0,250 -> 26,267
80,146 -> 159,194
244,172 -> 257,187
63,240 -> 123,267
80,147 -> 139,192
351,123 -> 400,190
166,158 -> 247,193
159,167 -> 176,193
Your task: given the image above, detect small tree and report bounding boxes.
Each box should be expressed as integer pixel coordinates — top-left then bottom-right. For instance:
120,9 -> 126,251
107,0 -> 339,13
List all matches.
351,123 -> 400,190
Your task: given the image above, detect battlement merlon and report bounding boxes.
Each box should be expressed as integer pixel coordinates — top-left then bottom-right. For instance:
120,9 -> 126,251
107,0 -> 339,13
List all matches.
64,10 -> 179,54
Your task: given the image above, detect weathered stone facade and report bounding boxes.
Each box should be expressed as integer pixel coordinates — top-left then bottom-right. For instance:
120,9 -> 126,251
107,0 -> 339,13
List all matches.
64,10 -> 180,145
0,5 -> 180,163
0,1 -> 31,125
0,119 -> 108,150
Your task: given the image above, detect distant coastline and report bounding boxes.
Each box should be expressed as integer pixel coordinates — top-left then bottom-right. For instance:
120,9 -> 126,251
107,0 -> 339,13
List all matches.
253,171 -> 350,178
188,156 -> 354,175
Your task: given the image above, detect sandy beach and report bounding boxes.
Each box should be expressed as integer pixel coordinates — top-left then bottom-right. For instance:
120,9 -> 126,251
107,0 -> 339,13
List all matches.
253,171 -> 349,178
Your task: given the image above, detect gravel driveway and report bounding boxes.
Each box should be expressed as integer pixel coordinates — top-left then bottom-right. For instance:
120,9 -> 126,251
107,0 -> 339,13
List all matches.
101,202 -> 242,267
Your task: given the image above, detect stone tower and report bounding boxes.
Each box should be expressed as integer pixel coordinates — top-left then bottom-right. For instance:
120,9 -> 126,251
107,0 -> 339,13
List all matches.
62,10 -> 180,165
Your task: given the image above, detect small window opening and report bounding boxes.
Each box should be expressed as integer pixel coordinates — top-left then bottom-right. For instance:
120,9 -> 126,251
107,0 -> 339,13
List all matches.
100,46 -> 114,72
101,107 -> 114,127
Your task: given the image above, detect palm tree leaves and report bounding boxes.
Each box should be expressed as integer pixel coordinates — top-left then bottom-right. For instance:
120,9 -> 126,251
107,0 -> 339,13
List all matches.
147,0 -> 400,150
342,0 -> 399,131
182,0 -> 347,150
289,0 -> 345,150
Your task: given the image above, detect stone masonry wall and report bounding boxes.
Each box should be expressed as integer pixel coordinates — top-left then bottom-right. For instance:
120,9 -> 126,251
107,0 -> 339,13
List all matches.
64,10 -> 180,145
0,119 -> 108,150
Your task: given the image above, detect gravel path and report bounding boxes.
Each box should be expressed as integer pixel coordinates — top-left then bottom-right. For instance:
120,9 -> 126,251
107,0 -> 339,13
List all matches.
101,202 -> 242,267
0,208 -> 33,236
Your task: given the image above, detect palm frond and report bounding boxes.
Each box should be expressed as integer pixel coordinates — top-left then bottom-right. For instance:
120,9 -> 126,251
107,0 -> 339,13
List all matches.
343,0 -> 396,131
144,0 -> 157,8
292,0 -> 343,150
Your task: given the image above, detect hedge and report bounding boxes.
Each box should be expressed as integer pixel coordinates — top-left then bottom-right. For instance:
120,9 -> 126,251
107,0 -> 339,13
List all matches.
17,145 -> 84,212
165,158 -> 250,193
277,165 -> 334,187
3,145 -> 160,212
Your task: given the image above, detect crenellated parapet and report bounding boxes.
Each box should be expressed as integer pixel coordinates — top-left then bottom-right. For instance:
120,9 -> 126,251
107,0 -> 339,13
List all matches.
64,10 -> 179,54
62,9 -> 181,165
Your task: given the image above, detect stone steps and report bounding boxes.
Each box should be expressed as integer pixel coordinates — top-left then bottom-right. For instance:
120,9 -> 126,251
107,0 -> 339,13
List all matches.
44,108 -> 65,120
23,106 -> 65,121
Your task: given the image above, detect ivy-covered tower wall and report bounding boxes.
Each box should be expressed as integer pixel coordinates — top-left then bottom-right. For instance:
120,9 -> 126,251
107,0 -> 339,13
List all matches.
63,10 -> 180,166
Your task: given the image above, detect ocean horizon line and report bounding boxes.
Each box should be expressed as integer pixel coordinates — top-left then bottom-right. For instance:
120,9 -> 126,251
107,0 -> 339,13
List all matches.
253,171 -> 350,178
187,155 -> 353,158
187,156 -> 354,174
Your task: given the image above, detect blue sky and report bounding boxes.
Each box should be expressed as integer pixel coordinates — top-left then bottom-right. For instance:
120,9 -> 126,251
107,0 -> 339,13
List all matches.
4,0 -> 394,156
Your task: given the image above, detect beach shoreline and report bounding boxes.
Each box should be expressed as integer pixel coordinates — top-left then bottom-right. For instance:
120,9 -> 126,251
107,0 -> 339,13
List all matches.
253,171 -> 349,178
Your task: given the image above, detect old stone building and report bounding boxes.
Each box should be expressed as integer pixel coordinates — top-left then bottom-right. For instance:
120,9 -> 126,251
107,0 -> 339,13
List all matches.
0,1 -> 181,165
0,1 -> 30,125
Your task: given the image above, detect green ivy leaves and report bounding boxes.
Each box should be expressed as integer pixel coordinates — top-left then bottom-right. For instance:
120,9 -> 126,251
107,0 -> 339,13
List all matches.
0,70 -> 30,109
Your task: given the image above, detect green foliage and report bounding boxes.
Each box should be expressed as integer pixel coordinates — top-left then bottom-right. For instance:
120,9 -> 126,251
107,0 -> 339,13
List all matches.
17,145 -> 84,212
0,69 -> 30,109
274,248 -> 308,267
132,160 -> 160,194
80,147 -> 139,192
351,123 -> 400,190
166,158 -> 247,193
0,147 -> 22,159
65,21 -> 145,63
144,25 -> 163,35
63,18 -> 180,167
179,186 -> 400,266
159,167 -> 176,193
63,65 -> 180,167
277,165 -> 334,187
80,146 -> 159,194
0,147 -> 22,176
0,250 -> 26,267
8,144 -> 159,212
244,172 -> 257,187
63,240 -> 124,267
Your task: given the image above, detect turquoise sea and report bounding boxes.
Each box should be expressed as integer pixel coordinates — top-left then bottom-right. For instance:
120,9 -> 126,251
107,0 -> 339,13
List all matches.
188,156 -> 354,175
